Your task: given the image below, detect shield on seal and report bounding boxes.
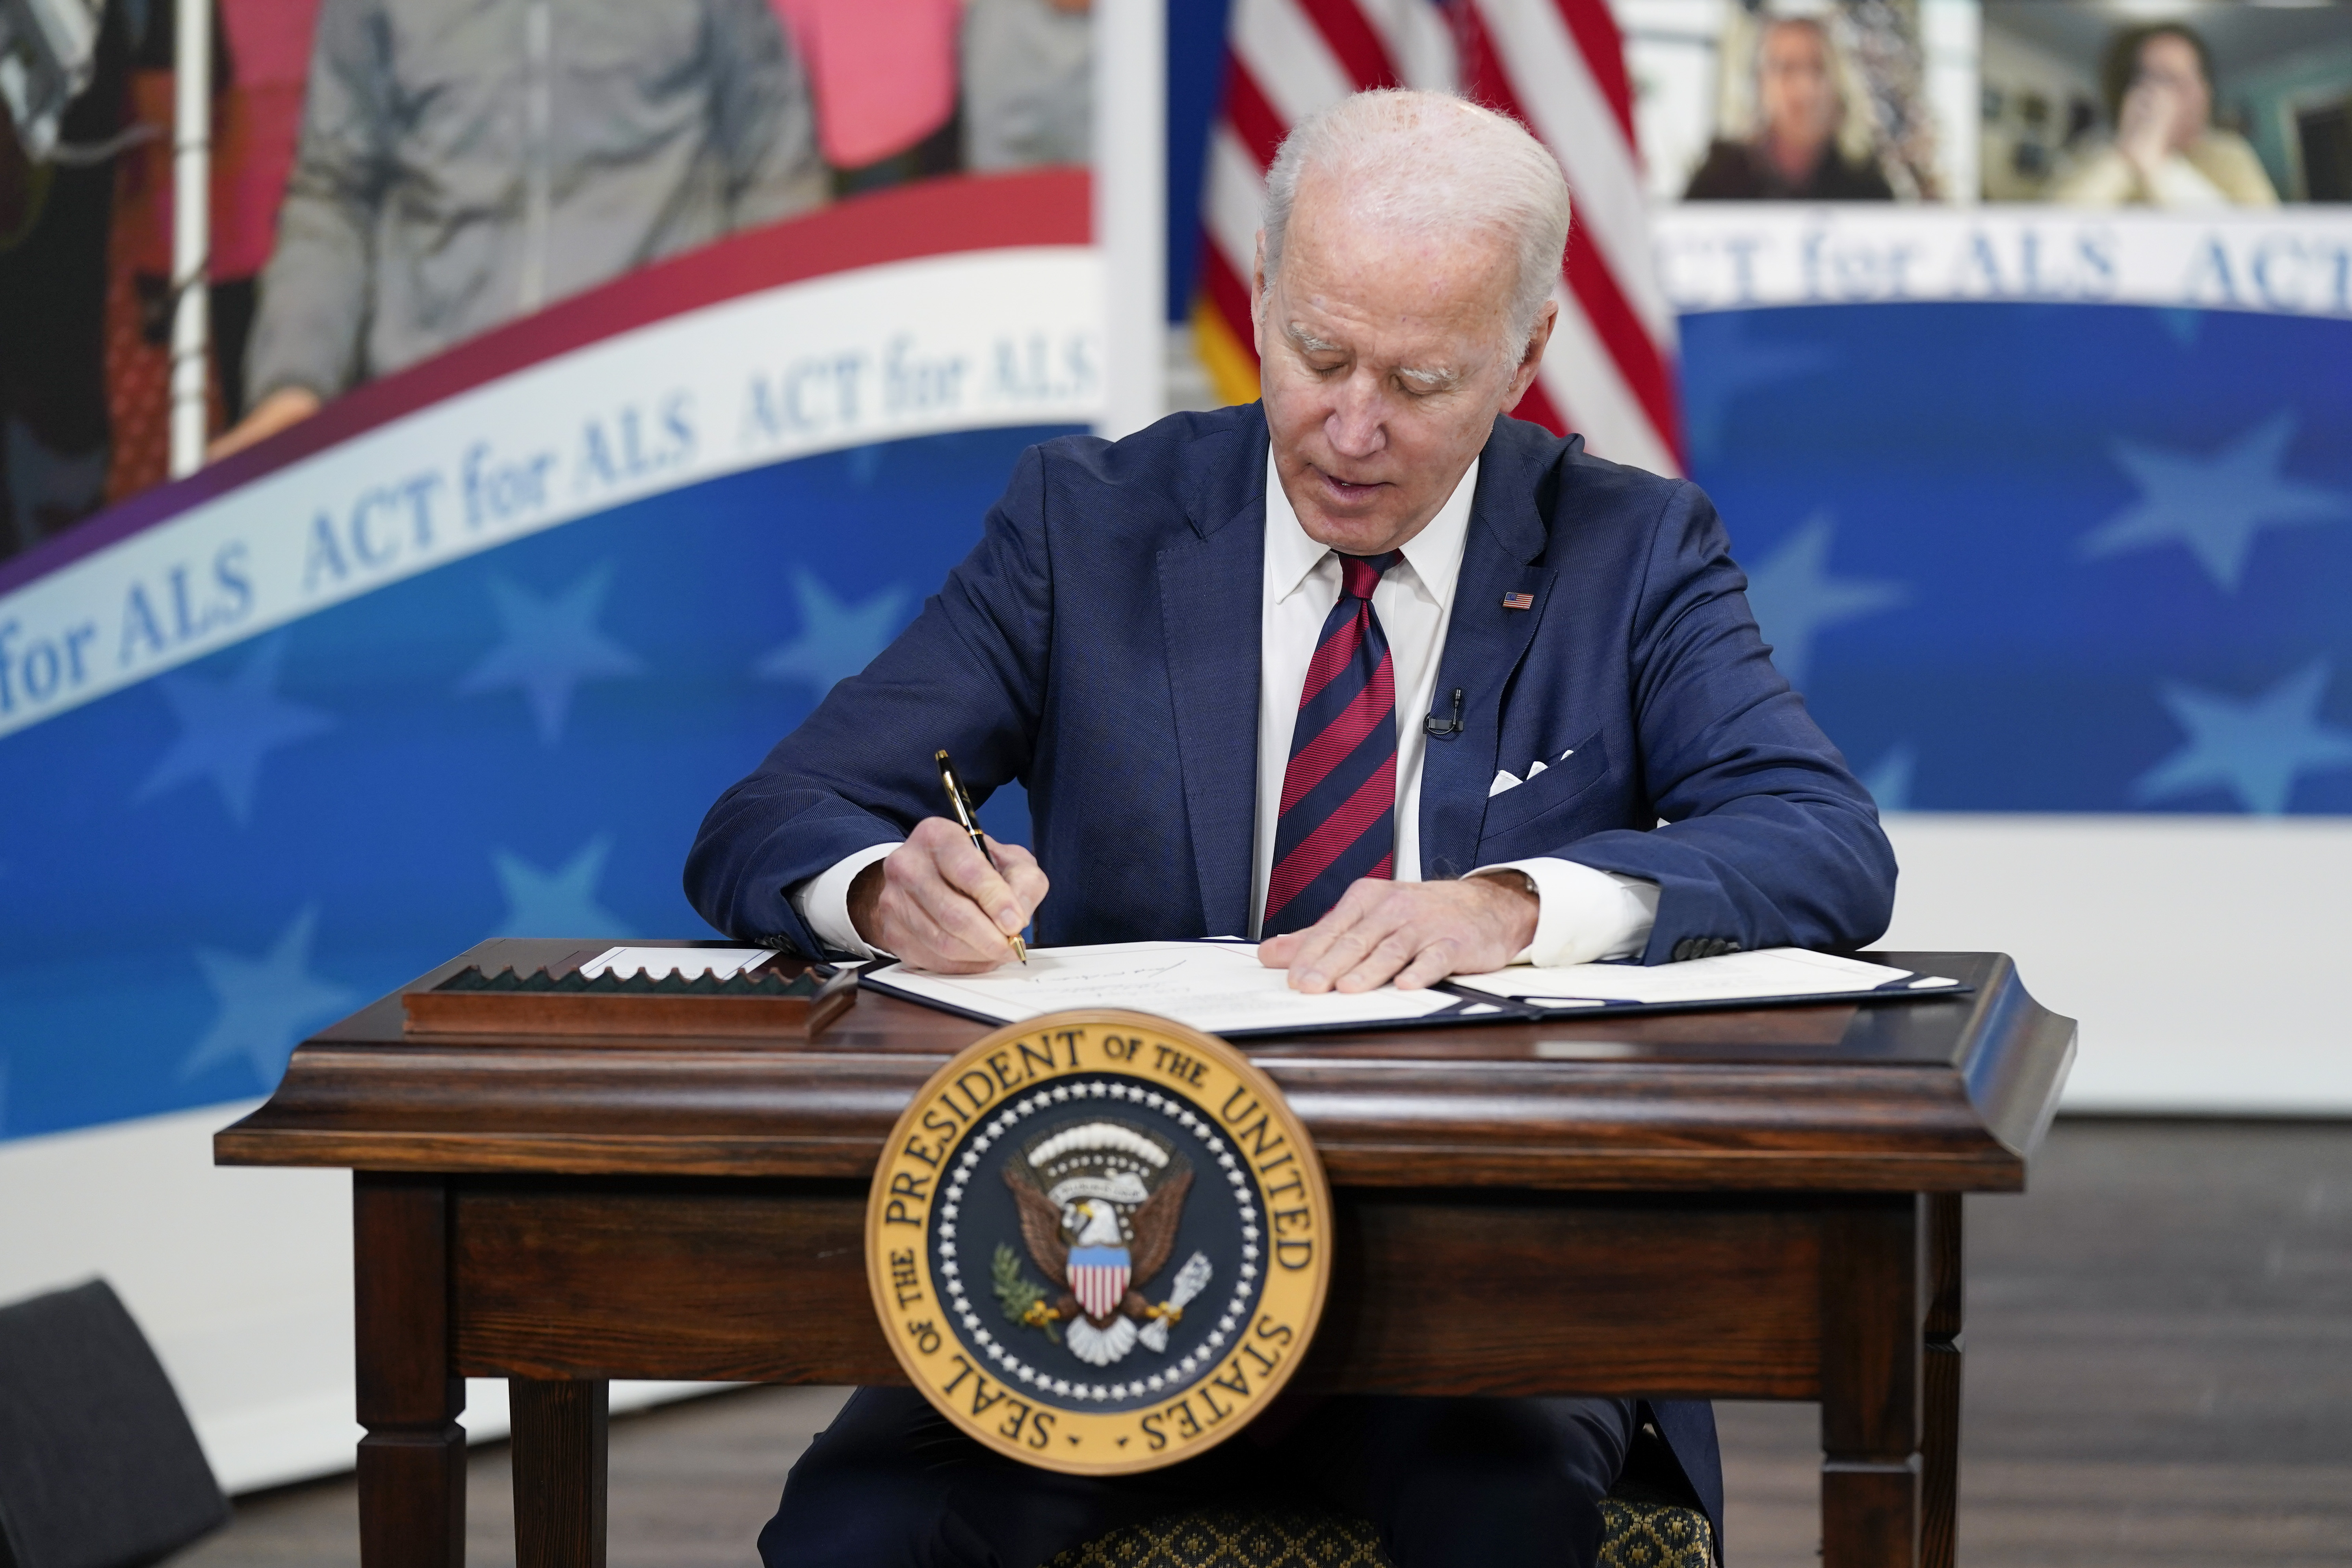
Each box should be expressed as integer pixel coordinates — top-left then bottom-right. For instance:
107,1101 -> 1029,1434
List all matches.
1022,1126 -> 1171,1327
1067,1244 -> 1130,1321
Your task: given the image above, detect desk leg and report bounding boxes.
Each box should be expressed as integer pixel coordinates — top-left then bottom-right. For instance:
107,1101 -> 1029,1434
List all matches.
355,1173 -> 466,1568
1920,1194 -> 1964,1568
1820,1196 -> 1923,1568
511,1379 -> 609,1568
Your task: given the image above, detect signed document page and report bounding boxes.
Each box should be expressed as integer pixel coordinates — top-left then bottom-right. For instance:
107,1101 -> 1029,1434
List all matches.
862,940 -> 1507,1037
1447,946 -> 1962,1010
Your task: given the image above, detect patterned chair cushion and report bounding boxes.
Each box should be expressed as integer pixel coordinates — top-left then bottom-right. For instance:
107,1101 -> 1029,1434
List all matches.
1595,1494 -> 1716,1568
1042,1492 -> 1715,1568
1043,1505 -> 1388,1567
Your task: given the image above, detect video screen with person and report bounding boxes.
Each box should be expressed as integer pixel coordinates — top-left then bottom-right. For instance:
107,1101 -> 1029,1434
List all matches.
1618,0 -> 1959,204
1982,0 -> 2352,205
1620,0 -> 2350,208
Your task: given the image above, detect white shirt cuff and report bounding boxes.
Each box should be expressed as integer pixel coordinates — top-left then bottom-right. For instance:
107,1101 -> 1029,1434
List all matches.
787,842 -> 902,960
1470,858 -> 1659,967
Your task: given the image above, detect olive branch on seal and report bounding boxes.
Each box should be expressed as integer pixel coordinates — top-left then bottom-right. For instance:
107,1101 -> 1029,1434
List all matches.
991,1243 -> 1061,1343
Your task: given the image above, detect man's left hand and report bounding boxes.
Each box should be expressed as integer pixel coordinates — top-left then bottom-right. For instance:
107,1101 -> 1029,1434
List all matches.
1257,875 -> 1538,992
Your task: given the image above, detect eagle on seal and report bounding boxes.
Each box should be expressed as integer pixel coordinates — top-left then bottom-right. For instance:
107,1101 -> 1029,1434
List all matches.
1003,1119 -> 1196,1366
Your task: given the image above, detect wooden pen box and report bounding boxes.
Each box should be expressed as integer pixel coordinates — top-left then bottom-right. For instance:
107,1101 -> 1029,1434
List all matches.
400,958 -> 857,1041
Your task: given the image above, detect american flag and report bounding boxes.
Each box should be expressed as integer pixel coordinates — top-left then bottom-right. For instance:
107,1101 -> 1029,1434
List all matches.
1193,0 -> 1682,476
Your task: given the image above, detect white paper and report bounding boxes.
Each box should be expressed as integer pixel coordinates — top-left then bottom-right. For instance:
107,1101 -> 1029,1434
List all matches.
865,940 -> 1486,1035
576,946 -> 774,981
1448,946 -> 1958,1008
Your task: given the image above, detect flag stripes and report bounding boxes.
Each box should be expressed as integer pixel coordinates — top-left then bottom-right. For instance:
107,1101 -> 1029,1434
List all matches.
1194,0 -> 1681,473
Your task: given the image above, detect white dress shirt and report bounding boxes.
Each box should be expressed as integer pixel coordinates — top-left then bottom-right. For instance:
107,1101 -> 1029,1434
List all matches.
1252,451 -> 1655,965
790,448 -> 1658,966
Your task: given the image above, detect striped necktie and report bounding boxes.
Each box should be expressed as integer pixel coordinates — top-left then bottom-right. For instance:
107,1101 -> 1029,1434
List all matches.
1263,551 -> 1402,937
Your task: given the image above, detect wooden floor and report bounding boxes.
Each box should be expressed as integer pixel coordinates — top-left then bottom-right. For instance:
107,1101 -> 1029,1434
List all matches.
178,1118 -> 2352,1567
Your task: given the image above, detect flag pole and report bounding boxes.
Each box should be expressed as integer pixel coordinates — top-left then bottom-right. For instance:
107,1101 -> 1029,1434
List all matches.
1094,0 -> 1165,440
168,0 -> 213,477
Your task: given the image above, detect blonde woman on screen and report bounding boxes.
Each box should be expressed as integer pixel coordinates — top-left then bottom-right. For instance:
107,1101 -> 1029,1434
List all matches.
1685,14 -> 1895,200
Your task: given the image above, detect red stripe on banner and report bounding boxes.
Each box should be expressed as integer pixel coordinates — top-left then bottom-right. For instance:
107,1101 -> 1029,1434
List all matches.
1,169 -> 1090,597
1294,0 -> 1401,92
1198,242 -> 1263,374
1281,660 -> 1395,816
1546,0 -> 1637,145
1265,757 -> 1399,918
1563,226 -> 1683,457
1224,56 -> 1289,171
1452,6 -> 1679,463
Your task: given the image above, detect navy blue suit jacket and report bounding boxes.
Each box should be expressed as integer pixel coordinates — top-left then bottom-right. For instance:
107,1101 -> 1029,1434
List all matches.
688,403 -> 1893,966
687,404 -> 1895,1546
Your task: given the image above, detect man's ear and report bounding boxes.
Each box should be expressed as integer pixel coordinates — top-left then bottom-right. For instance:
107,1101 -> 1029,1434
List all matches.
1507,300 -> 1560,408
1250,233 -> 1269,359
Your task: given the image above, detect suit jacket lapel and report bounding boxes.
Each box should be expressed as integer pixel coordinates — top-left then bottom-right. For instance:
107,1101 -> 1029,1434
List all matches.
1419,425 -> 1557,882
1158,419 -> 1268,936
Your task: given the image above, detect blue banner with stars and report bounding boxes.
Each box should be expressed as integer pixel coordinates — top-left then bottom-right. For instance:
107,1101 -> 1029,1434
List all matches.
1685,301 -> 2352,817
0,429 -> 1066,1143
5,294 -> 2349,1146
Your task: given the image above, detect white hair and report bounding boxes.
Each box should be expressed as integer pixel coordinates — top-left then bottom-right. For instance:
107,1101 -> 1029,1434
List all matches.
1260,89 -> 1572,355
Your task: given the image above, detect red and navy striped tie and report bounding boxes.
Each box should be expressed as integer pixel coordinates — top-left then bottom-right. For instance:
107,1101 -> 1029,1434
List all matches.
1263,551 -> 1401,937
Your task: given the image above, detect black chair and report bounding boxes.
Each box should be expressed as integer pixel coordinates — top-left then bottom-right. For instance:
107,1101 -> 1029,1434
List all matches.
0,1280 -> 230,1568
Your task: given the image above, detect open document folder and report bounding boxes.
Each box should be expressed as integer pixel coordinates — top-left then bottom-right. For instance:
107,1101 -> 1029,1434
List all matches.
861,940 -> 1513,1037
1445,947 -> 1966,1017
864,942 -> 1967,1036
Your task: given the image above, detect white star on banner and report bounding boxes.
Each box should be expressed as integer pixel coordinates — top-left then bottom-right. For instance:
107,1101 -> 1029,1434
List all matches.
490,834 -> 633,937
754,569 -> 909,695
457,564 -> 644,744
182,905 -> 357,1087
138,634 -> 335,825
2081,411 -> 2352,592
1742,515 -> 1908,691
2134,660 -> 2352,815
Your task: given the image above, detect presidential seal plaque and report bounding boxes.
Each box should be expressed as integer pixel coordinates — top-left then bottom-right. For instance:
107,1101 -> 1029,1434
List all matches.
866,1009 -> 1333,1475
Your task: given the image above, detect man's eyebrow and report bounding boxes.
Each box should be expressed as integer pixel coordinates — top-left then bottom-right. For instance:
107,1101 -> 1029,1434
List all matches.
1395,363 -> 1464,391
1285,323 -> 1464,390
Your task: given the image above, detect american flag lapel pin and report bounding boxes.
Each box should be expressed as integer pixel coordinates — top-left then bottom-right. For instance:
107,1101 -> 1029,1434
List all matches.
1502,591 -> 1535,611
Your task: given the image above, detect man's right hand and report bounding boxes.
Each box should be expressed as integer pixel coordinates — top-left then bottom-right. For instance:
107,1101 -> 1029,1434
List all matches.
849,816 -> 1048,972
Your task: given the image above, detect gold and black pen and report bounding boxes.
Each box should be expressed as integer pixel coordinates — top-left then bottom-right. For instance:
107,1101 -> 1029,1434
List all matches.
935,749 -> 1029,965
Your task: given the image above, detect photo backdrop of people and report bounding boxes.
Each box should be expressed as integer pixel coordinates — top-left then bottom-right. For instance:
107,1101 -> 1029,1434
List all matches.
0,0 -> 1097,560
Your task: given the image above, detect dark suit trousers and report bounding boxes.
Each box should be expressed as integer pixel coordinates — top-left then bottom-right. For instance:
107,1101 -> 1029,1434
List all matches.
756,1388 -> 1637,1568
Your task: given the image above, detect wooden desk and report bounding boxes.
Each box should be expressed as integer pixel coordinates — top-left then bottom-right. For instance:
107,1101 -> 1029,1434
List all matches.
216,942 -> 2073,1568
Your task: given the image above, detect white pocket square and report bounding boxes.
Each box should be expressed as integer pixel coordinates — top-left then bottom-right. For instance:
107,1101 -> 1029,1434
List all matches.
1487,749 -> 1575,797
